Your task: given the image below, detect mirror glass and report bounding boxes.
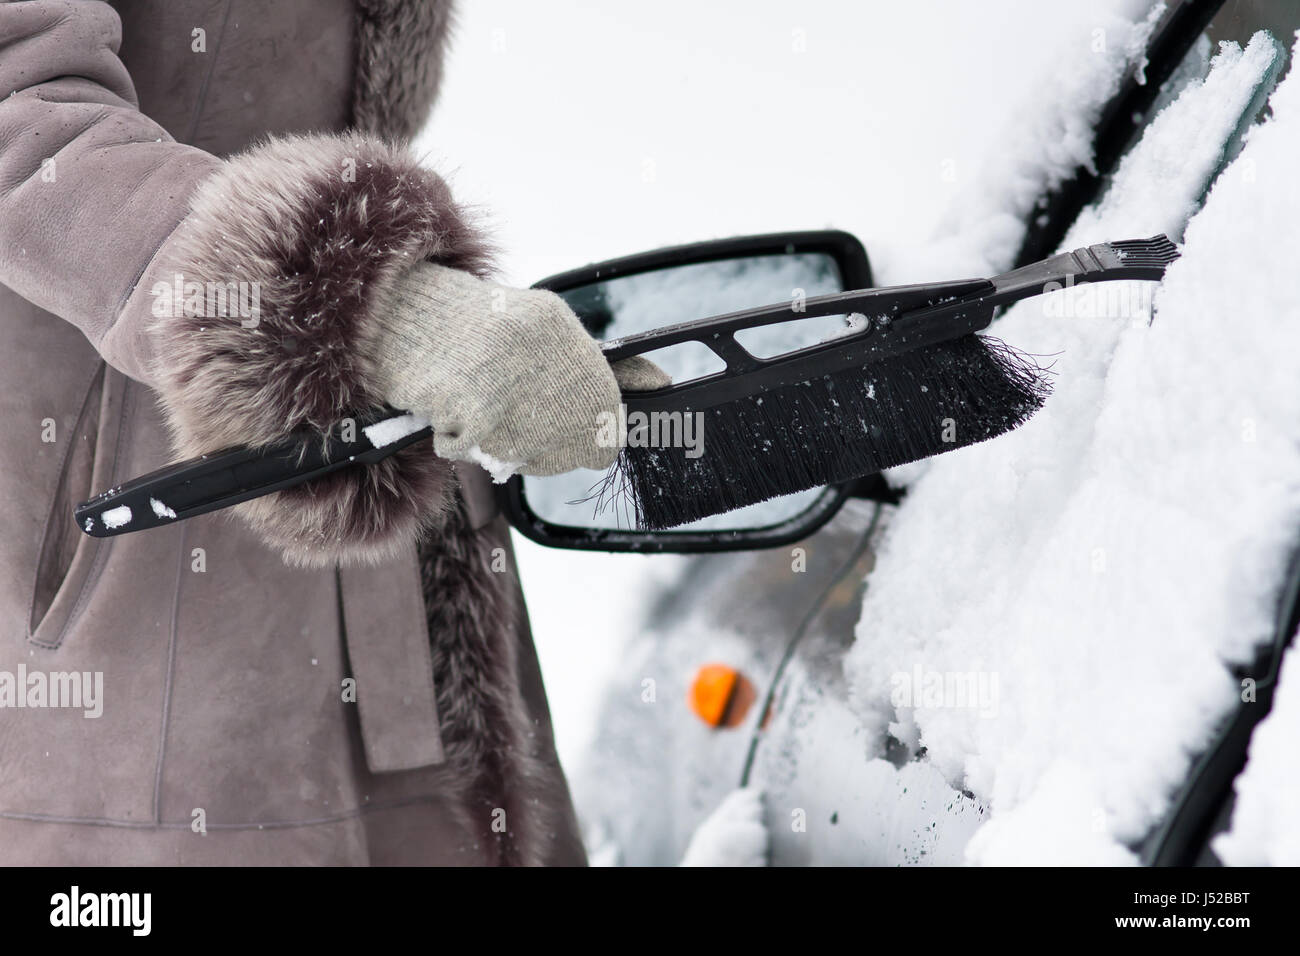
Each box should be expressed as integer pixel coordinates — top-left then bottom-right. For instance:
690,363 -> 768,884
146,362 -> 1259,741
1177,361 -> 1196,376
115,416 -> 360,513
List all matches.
525,252 -> 852,531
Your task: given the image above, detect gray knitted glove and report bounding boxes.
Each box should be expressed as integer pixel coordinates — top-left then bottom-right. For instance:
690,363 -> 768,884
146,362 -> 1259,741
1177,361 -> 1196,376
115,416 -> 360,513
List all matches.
371,261 -> 669,478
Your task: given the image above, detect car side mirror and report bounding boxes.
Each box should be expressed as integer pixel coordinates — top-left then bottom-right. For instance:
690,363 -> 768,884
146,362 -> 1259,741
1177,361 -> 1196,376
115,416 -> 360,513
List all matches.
496,230 -> 889,553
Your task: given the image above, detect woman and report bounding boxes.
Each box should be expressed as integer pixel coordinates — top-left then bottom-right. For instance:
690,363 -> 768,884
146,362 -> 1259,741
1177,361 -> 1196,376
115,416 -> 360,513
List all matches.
0,0 -> 660,865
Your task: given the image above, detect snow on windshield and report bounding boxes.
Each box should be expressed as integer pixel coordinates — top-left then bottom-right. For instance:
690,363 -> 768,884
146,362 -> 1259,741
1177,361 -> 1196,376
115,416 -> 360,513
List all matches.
845,31 -> 1297,864
877,2 -> 1165,285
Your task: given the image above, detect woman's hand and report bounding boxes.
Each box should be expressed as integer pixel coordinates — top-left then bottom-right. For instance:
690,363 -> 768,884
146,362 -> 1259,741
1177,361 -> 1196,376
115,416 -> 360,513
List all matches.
373,262 -> 669,478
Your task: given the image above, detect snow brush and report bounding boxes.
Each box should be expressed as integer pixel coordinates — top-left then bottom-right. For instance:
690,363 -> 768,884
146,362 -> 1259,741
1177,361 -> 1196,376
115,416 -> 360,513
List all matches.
75,408 -> 431,537
74,237 -> 1177,539
597,235 -> 1180,530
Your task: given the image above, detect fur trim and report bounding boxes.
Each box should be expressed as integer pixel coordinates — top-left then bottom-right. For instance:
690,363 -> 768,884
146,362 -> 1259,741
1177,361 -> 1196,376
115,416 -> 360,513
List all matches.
346,2 -> 577,864
148,132 -> 493,567
418,498 -> 568,866
346,4 -> 571,857
353,0 -> 457,141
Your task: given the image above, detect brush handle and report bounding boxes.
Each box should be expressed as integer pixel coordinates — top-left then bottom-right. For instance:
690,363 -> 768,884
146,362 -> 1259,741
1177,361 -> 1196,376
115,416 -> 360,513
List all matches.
891,235 -> 1180,340
986,235 -> 1179,303
74,240 -> 1180,536
75,407 -> 431,538
607,235 -> 1180,414
601,277 -> 987,367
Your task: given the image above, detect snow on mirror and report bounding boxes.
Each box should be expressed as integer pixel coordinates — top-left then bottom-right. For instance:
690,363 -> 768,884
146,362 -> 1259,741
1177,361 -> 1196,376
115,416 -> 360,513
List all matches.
524,252 -> 848,531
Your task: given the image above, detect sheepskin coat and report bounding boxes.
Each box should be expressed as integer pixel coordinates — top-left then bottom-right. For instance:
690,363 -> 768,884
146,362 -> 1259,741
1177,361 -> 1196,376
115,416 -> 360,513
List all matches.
0,0 -> 586,865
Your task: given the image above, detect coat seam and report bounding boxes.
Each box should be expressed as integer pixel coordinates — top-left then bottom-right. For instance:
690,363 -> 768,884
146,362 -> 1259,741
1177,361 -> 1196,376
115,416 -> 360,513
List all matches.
152,521 -> 187,824
183,0 -> 234,145
0,794 -> 450,831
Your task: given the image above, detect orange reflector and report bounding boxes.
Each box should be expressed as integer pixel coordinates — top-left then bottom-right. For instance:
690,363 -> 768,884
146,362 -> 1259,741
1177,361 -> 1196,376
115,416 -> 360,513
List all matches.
688,664 -> 755,728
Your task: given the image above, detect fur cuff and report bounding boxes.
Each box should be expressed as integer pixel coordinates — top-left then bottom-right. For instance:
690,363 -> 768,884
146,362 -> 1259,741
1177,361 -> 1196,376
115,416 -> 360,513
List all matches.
148,132 -> 493,567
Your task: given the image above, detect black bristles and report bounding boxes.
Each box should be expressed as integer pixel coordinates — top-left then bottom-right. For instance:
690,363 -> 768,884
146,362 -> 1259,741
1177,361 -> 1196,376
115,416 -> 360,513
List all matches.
603,334 -> 1051,530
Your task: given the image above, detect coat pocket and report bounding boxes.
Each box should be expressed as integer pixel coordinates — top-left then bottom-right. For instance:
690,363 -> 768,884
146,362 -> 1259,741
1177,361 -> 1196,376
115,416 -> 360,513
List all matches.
27,362 -> 118,648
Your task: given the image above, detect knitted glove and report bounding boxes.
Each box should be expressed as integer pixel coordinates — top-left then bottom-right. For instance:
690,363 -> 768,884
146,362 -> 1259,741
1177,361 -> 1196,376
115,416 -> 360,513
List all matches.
372,261 -> 669,477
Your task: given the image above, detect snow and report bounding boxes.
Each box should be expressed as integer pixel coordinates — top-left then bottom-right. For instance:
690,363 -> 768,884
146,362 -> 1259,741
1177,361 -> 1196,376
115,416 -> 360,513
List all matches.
362,412 -> 431,449
1068,31 -> 1283,244
101,505 -> 132,529
365,414 -> 520,483
845,31 -> 1300,864
462,444 -> 522,483
678,788 -> 769,866
964,762 -> 1141,866
149,497 -> 176,520
874,0 -> 1163,284
822,312 -> 871,342
1213,639 -> 1300,866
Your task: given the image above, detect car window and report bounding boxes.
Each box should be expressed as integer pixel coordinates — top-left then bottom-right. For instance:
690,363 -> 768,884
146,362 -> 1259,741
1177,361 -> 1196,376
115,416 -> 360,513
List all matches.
1103,0 -> 1298,214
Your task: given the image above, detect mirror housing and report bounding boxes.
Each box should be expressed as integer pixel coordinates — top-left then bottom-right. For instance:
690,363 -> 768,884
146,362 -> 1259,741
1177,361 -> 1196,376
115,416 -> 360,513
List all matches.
497,230 -> 879,553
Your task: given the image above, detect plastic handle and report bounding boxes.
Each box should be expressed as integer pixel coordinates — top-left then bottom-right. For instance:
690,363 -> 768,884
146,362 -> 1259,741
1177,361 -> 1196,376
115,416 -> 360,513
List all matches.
75,408 -> 431,538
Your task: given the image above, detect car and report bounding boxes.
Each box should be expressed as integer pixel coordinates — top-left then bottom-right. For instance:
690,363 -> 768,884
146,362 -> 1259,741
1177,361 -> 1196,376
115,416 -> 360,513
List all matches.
507,0 -> 1300,866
